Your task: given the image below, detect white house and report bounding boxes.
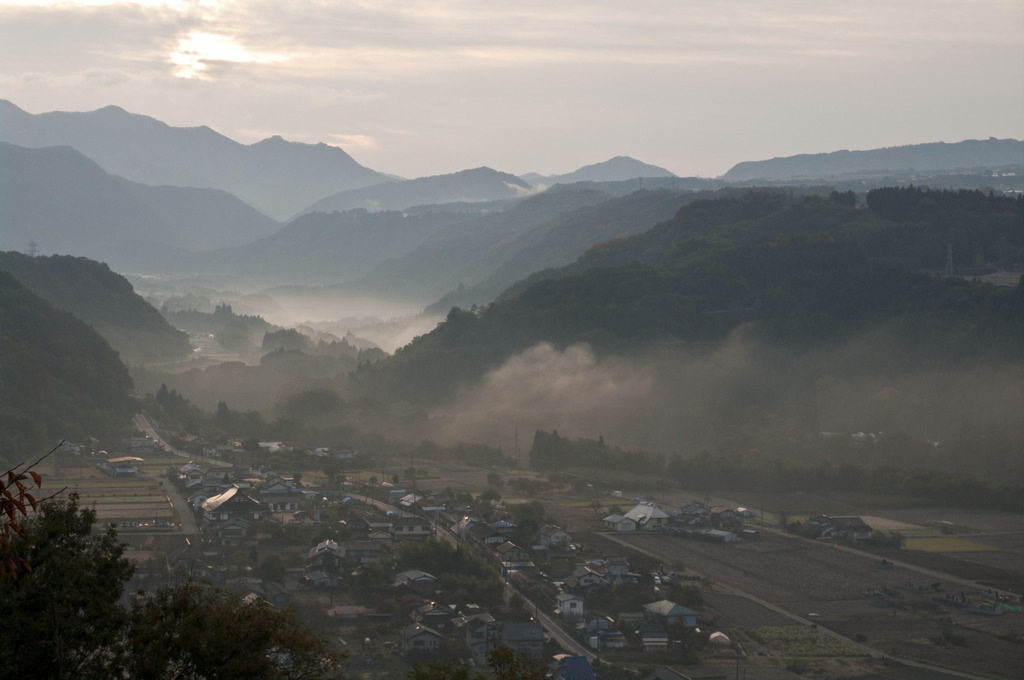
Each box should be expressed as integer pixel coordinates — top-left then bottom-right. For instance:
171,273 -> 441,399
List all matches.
624,502 -> 669,531
539,524 -> 573,549
555,592 -> 584,620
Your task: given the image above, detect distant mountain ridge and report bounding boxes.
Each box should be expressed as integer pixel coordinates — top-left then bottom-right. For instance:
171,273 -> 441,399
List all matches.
722,138 -> 1024,182
298,167 -> 532,216
0,142 -> 280,273
0,99 -> 391,220
521,155 -> 676,186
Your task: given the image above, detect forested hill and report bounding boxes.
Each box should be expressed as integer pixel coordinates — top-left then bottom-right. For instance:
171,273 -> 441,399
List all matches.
0,252 -> 192,364
357,187 -> 1024,405
0,270 -> 135,467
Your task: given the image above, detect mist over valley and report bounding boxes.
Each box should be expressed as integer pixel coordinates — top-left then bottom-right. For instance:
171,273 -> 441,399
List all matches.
3,3 -> 1024,675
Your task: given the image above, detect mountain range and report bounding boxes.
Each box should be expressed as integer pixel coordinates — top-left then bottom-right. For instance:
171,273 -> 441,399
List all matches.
0,99 -> 390,220
2,98 -> 1022,314
722,138 -> 1024,182
0,142 -> 280,272
520,156 -> 676,187
298,167 -> 532,216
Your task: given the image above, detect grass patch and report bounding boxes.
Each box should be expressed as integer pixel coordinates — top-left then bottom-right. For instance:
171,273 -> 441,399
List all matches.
904,537 -> 997,552
752,626 -> 861,657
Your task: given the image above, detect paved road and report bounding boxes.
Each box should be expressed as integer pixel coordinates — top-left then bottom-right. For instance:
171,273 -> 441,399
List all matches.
131,413 -> 201,536
354,493 -> 594,660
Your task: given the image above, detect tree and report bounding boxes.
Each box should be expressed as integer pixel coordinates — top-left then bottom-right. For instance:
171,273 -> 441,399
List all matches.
0,492 -> 134,680
0,455 -> 45,579
121,582 -> 346,680
1,483 -> 346,680
259,553 -> 286,583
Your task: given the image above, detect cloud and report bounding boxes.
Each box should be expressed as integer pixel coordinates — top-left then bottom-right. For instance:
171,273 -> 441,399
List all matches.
327,133 -> 380,152
0,1 -> 1020,178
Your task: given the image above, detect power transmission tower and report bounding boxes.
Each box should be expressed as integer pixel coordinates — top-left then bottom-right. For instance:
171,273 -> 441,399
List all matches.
944,242 -> 954,278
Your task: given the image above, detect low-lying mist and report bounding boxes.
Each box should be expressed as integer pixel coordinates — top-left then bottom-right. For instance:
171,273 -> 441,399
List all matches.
423,325 -> 1024,465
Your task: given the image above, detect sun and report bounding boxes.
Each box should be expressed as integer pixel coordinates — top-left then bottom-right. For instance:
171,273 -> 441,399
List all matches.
171,32 -> 256,79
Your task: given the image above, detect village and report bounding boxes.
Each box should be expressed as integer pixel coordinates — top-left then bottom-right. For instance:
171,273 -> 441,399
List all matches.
48,433 -> 1024,680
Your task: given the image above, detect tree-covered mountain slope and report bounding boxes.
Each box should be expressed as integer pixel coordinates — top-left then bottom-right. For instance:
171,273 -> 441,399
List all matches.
0,252 -> 192,364
357,188 -> 1024,405
0,270 -> 135,466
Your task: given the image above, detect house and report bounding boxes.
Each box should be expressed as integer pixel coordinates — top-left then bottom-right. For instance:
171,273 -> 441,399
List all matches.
555,592 -> 584,620
180,466 -> 205,489
210,516 -> 253,547
261,491 -> 303,514
169,538 -> 209,579
337,541 -> 383,564
705,529 -> 739,543
306,540 -> 345,585
395,569 -> 438,597
547,549 -> 576,578
489,520 -> 519,537
415,602 -> 454,633
454,612 -> 499,662
604,556 -> 630,583
496,542 -> 531,565
391,516 -> 433,540
347,516 -> 371,537
465,521 -> 507,549
564,565 -> 604,594
642,600 -> 698,627
638,623 -> 669,651
402,623 -> 443,655
398,493 -> 424,509
539,524 -> 572,549
624,502 -> 669,531
501,621 -> 545,659
709,507 -> 737,525
832,516 -> 873,541
598,629 -> 626,650
200,486 -> 263,524
575,616 -> 613,637
603,514 -> 636,532
551,655 -> 596,680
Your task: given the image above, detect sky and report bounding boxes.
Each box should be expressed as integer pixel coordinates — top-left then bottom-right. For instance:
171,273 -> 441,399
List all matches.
1,1 -> 1022,180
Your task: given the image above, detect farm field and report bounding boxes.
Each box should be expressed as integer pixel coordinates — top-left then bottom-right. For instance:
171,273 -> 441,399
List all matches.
533,480 -> 1022,678
40,452 -> 178,527
604,529 -> 1023,679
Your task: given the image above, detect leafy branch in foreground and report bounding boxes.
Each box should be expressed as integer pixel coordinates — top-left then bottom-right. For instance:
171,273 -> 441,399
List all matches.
0,440 -> 67,580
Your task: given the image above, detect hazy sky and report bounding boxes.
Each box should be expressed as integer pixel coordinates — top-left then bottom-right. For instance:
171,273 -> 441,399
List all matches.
1,1 -> 1022,179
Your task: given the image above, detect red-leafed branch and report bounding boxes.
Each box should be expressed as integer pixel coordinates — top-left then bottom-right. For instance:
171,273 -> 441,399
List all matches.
0,441 -> 66,580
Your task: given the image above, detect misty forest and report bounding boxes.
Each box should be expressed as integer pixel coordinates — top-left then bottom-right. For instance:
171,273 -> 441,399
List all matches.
1,100 -> 1023,680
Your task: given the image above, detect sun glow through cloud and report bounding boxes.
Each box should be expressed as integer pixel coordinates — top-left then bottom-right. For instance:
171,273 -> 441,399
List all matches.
0,0 -> 1020,177
171,32 -> 270,79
